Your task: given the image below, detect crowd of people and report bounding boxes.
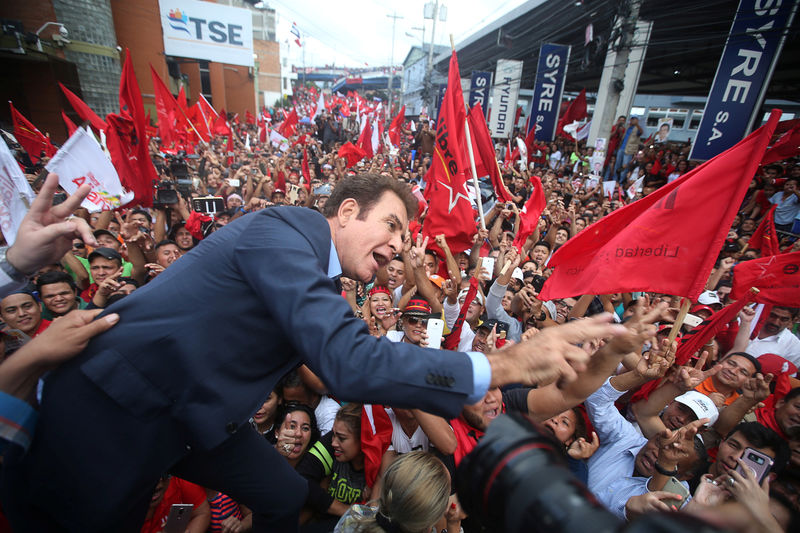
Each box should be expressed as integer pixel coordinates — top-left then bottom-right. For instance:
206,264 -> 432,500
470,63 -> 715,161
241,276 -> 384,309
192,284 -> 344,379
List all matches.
0,80 -> 799,533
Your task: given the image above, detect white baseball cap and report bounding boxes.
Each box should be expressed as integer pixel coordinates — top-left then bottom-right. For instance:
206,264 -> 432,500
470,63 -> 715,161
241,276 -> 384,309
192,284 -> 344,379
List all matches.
674,391 -> 719,426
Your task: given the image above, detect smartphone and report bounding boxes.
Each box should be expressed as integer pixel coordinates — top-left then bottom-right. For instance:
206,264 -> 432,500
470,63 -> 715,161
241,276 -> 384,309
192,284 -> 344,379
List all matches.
481,257 -> 496,279
164,503 -> 194,533
425,318 -> 445,350
683,313 -> 704,328
661,476 -> 690,510
736,447 -> 774,483
228,178 -> 240,187
563,193 -> 573,206
191,196 -> 225,214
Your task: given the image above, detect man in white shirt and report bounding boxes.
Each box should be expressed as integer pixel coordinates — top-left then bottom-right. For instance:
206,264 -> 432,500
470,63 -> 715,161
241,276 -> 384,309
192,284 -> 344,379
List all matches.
747,306 -> 800,370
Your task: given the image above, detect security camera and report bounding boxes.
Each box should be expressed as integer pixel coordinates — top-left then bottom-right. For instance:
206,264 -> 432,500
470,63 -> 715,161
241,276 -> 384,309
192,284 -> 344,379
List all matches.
58,25 -> 68,39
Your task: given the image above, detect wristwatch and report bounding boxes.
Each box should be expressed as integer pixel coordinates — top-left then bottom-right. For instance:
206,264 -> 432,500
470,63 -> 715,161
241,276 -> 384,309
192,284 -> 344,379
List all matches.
0,246 -> 29,283
654,461 -> 679,477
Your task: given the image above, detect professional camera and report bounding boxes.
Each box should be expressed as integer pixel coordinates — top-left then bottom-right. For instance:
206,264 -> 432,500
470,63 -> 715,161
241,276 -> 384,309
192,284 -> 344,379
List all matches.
456,412 -> 724,533
153,180 -> 179,209
167,151 -> 189,179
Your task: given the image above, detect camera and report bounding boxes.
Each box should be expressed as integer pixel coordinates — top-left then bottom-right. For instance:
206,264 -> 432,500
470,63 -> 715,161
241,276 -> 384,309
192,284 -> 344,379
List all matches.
456,412 -> 725,533
166,151 -> 189,179
153,180 -> 179,209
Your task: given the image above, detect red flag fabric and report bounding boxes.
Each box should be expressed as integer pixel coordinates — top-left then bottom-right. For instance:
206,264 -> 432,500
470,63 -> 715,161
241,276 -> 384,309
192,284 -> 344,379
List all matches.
747,205 -> 780,256
177,86 -> 188,110
9,102 -> 57,163
631,295 -> 753,403
187,103 -> 211,142
61,111 -> 78,136
213,109 -> 232,136
762,120 -> 800,166
356,119 -> 374,159
245,110 -> 256,125
150,65 -> 180,147
555,89 -> 587,139
277,108 -> 298,138
387,105 -> 405,146
58,82 -> 107,132
107,50 -> 158,207
539,110 -> 780,301
467,104 -> 513,203
512,174 -> 546,251
731,252 -> 800,306
301,146 -> 311,190
422,51 -> 476,255
185,210 -> 211,240
361,404 -> 393,488
443,277 -> 479,350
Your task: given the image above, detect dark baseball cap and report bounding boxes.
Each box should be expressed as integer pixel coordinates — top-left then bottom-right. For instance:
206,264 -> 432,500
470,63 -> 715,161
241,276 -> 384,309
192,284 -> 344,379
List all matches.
93,228 -> 118,240
88,247 -> 122,263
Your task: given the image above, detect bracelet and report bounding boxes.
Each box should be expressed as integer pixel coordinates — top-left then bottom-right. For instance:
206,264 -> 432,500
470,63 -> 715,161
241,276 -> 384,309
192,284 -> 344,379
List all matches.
654,461 -> 678,477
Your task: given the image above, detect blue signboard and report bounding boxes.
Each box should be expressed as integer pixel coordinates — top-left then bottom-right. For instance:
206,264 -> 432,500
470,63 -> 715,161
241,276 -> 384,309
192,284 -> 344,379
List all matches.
468,71 -> 492,117
530,43 -> 571,141
690,0 -> 798,160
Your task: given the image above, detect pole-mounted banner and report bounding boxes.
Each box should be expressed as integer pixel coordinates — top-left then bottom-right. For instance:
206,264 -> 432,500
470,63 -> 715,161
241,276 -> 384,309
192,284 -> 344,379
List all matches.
530,43 -> 571,142
468,71 -> 492,118
488,59 -> 524,139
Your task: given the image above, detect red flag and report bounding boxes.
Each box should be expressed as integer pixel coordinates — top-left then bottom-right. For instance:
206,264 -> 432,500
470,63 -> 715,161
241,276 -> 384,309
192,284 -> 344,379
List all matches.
539,110 -> 780,301
555,89 -> 587,139
150,65 -> 180,147
338,142 -> 366,168
177,86 -> 188,110
9,102 -> 57,163
361,405 -> 393,488
245,110 -> 256,125
213,110 -> 232,136
61,111 -> 78,136
512,175 -> 546,251
731,252 -> 800,306
197,94 -> 218,132
747,205 -> 780,256
184,210 -> 211,240
187,103 -> 211,142
106,49 -> 158,207
387,105 -> 405,146
468,104 -> 513,203
422,50 -> 476,255
301,146 -> 311,190
443,277 -> 479,350
277,108 -> 298,137
356,119 -> 374,159
762,120 -> 800,166
58,82 -> 107,133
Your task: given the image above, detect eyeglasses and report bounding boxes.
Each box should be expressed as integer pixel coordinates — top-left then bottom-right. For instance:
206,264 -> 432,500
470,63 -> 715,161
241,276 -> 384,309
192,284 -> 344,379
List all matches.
405,317 -> 428,326
72,242 -> 85,249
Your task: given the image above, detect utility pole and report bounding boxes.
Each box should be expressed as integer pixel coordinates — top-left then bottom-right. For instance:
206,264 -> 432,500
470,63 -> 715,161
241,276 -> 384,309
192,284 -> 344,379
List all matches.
387,11 -> 404,118
588,0 -> 641,147
424,0 -> 440,112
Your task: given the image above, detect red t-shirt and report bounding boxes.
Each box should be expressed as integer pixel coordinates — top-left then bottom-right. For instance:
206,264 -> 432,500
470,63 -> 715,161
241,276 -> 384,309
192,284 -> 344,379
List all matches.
32,319 -> 51,337
140,477 -> 206,533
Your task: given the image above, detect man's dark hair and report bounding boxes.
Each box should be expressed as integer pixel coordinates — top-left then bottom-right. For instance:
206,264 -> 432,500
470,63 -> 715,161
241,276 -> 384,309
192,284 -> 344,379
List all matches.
726,421 -> 790,474
116,277 -> 140,289
155,239 -> 179,252
774,305 -> 799,317
131,208 -> 152,223
684,435 -> 709,479
533,240 -> 551,251
321,173 -> 417,221
36,271 -> 76,293
275,369 -> 306,398
720,351 -> 762,375
273,401 -> 320,445
782,387 -> 800,403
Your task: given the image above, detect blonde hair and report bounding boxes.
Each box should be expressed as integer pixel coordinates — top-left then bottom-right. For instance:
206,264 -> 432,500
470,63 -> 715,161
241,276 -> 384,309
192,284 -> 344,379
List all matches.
352,451 -> 451,533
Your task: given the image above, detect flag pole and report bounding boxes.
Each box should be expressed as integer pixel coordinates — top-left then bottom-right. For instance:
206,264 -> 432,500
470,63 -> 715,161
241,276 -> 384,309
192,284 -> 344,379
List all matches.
666,298 -> 691,343
449,35 -> 486,231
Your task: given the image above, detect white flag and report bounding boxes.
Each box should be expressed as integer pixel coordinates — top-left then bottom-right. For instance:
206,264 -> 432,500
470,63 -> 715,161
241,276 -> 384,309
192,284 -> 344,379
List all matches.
245,133 -> 251,152
269,130 -> 289,152
45,128 -> 133,213
312,92 -> 325,120
626,176 -> 644,199
371,118 -> 380,154
0,138 -> 36,245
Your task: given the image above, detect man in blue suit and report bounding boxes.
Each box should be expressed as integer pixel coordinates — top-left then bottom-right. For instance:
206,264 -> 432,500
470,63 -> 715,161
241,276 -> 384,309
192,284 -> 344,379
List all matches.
2,174 -> 624,532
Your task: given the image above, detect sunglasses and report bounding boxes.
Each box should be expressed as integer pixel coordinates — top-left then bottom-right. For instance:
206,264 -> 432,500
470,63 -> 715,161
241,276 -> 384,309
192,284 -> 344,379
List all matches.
405,316 -> 428,326
73,242 -> 86,249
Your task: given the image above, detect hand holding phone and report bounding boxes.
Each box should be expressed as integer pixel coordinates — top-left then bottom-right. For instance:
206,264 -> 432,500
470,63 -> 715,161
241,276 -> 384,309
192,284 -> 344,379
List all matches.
425,318 -> 445,350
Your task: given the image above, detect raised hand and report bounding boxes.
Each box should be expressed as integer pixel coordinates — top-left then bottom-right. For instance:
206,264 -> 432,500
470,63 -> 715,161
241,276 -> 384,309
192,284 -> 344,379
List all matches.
567,431 -> 600,460
671,351 -> 719,392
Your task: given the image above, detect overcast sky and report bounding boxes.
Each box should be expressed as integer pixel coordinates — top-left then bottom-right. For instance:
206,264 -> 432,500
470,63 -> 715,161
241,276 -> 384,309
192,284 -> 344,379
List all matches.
269,0 -> 530,68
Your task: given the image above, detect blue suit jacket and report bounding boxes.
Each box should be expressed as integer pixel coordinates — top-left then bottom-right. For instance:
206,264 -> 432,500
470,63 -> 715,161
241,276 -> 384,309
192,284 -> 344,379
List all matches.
68,207 -> 473,450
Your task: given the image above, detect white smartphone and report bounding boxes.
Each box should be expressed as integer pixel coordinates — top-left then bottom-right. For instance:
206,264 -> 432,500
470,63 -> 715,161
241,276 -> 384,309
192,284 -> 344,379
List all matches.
228,178 -> 240,187
426,318 -> 445,350
683,313 -> 704,328
481,257 -> 496,280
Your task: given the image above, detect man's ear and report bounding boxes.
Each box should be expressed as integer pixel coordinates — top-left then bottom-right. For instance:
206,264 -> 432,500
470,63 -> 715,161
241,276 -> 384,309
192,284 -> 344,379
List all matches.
337,198 -> 359,226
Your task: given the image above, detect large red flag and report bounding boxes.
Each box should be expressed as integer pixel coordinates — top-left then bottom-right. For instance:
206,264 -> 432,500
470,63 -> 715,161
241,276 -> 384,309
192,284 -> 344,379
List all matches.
555,89 -> 587,139
9,102 -> 57,163
467,104 -> 513,203
356,119 -> 374,159
337,142 -> 366,168
747,205 -> 780,256
539,110 -> 780,301
512,174 -> 546,251
422,50 -> 476,255
177,85 -> 188,110
301,146 -> 311,190
212,109 -> 232,136
58,82 -> 107,133
731,252 -> 800,306
61,111 -> 78,136
106,50 -> 158,207
761,120 -> 800,166
245,110 -> 256,125
387,105 -> 405,146
150,65 -> 180,147
277,107 -> 298,137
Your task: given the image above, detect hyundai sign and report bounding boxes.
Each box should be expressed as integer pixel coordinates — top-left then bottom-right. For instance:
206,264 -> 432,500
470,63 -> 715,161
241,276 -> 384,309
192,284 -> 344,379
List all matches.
159,0 -> 254,67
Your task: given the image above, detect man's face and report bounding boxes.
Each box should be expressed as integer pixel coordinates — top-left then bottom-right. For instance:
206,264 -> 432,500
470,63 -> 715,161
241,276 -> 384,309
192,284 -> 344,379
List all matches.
174,228 -> 194,250
717,286 -> 731,304
763,308 -> 794,337
333,191 -> 407,283
90,257 -> 120,284
713,430 -> 776,477
96,234 -> 120,250
472,328 -> 490,352
661,401 -> 697,431
40,282 -> 77,317
715,355 -> 756,390
461,387 -> 502,432
72,240 -> 88,259
130,213 -> 151,230
775,395 -> 800,437
459,296 -> 484,324
635,437 -> 699,480
156,244 -> 181,269
113,283 -> 137,296
386,259 -> 405,290
423,253 -> 438,278
0,294 -> 40,335
531,245 -> 549,266
501,290 -> 514,312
